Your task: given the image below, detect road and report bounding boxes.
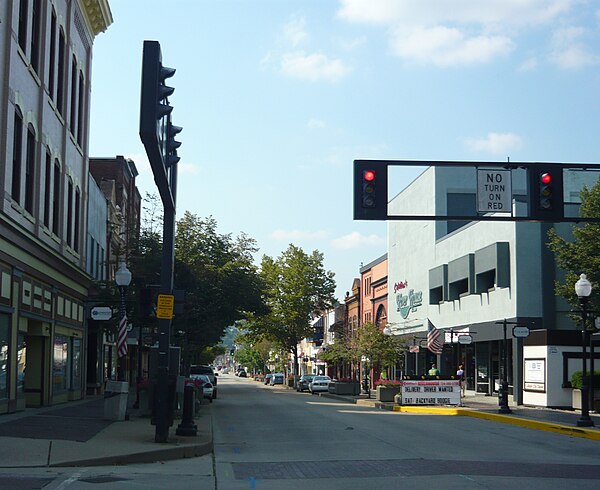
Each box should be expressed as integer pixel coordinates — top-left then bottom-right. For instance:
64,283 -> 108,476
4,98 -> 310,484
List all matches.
3,374 -> 600,489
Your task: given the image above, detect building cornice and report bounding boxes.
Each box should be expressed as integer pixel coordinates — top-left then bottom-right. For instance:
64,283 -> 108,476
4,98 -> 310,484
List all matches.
78,0 -> 113,38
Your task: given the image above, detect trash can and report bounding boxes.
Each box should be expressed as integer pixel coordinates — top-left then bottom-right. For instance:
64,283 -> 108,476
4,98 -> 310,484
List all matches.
103,380 -> 129,421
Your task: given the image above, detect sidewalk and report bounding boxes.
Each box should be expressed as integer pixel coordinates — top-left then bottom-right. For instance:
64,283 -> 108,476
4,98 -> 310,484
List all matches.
0,395 -> 212,468
317,390 -> 600,441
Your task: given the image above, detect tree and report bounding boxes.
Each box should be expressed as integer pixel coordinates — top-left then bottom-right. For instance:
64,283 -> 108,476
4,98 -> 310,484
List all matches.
173,213 -> 268,367
248,244 -> 336,377
357,322 -> 405,381
547,179 -> 600,318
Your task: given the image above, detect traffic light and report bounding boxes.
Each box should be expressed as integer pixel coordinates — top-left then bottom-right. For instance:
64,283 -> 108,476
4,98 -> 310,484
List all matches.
140,40 -> 182,205
230,349 -> 235,356
353,160 -> 388,220
529,164 -> 563,221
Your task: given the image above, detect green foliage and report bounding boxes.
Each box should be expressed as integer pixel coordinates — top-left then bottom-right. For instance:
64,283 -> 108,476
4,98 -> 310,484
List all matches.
547,179 -> 600,320
173,213 -> 267,364
571,370 -> 600,389
356,322 -> 405,369
246,244 -> 336,374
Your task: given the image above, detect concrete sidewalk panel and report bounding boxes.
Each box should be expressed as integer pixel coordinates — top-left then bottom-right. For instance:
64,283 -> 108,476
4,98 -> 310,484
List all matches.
0,437 -> 51,468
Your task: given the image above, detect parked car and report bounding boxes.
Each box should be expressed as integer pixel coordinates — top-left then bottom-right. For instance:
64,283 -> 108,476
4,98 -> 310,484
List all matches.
264,374 -> 273,385
190,374 -> 214,402
308,375 -> 331,393
190,365 -> 217,399
296,374 -> 316,392
238,369 -> 247,377
270,373 -> 285,385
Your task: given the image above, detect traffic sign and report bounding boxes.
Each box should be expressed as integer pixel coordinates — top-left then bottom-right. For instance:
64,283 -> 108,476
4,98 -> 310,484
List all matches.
457,334 -> 473,345
512,326 -> 530,338
156,294 -> 175,319
90,306 -> 112,321
477,169 -> 512,213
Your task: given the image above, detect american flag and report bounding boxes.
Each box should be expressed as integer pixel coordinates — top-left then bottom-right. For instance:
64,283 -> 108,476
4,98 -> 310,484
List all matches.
117,314 -> 128,358
427,320 -> 444,354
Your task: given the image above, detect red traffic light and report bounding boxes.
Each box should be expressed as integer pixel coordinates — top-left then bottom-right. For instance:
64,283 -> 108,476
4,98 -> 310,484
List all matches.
540,173 -> 552,185
363,170 -> 375,181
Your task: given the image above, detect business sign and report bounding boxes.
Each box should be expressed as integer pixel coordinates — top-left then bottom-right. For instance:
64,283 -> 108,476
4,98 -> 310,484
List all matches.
395,281 -> 423,320
90,306 -> 112,321
524,358 -> 546,392
457,334 -> 473,345
477,169 -> 512,213
409,345 -> 420,353
400,380 -> 461,406
512,326 -> 530,338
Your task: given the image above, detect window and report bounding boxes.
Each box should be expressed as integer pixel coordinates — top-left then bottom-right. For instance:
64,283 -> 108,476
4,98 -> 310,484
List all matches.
53,334 -> 70,393
52,160 -> 60,235
77,72 -> 85,146
43,149 -> 51,227
70,56 -> 77,134
48,8 -> 57,99
74,188 -> 81,251
11,109 -> 23,203
66,180 -> 73,246
25,124 -> 36,214
57,29 -> 66,116
30,0 -> 41,73
18,0 -> 28,52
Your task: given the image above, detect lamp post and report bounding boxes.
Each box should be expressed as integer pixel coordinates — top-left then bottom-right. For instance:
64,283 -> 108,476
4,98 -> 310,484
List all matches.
115,262 -> 132,382
575,273 -> 594,427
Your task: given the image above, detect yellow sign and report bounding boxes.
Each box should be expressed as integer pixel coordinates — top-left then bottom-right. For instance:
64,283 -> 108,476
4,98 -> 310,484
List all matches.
156,294 -> 175,319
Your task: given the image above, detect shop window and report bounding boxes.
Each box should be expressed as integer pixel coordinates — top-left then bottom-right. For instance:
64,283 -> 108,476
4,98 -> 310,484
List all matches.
0,315 -> 9,399
53,335 -> 69,393
72,338 -> 81,391
17,334 -> 26,395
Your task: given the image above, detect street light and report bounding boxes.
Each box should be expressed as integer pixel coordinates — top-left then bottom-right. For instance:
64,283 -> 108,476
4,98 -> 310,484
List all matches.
575,273 -> 594,427
115,262 -> 132,382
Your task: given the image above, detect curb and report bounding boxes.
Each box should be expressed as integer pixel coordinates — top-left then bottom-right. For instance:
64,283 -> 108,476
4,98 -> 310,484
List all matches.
393,406 -> 600,441
50,440 -> 214,467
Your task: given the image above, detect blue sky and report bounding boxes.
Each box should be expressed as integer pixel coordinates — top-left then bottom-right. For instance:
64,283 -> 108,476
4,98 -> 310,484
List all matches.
89,0 -> 600,299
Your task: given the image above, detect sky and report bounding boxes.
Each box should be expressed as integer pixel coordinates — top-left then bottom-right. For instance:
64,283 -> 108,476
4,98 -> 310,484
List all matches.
89,0 -> 600,300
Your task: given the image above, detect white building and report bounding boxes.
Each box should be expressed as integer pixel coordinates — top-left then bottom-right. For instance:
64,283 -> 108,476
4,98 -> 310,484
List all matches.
387,165 -> 598,408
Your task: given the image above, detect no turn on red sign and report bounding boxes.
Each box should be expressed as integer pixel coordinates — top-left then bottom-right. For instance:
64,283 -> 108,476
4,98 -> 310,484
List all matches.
477,169 -> 512,213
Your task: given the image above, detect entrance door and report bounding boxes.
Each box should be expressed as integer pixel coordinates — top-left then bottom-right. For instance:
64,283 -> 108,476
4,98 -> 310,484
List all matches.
24,335 -> 46,407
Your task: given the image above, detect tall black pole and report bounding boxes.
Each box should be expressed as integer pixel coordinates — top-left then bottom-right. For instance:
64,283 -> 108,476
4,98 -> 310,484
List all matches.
498,319 -> 511,414
577,297 -> 593,427
133,325 -> 143,409
590,322 -> 596,413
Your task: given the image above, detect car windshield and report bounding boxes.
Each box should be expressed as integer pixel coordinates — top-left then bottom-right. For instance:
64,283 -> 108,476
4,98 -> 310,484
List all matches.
314,376 -> 330,381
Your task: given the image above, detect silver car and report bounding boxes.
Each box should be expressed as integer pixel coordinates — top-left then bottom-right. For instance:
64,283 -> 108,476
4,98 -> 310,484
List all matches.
308,375 -> 331,393
190,374 -> 214,402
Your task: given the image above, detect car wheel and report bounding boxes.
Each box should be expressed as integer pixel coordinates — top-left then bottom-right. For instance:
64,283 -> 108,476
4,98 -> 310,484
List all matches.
209,397 -> 213,403
213,391 -> 217,399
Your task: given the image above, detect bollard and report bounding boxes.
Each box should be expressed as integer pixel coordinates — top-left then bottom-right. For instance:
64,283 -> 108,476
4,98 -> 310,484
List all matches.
176,384 -> 198,436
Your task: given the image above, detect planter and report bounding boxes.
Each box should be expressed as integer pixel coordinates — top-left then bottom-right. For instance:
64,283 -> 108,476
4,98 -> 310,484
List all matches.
376,385 -> 402,402
328,382 -> 361,395
572,389 -> 600,410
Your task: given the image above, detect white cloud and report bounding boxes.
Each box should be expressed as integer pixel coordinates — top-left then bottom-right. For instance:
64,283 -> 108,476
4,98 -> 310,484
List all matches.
270,229 -> 329,241
465,132 -> 523,155
281,52 -> 351,82
391,26 -> 513,66
337,0 -> 579,66
337,0 -> 576,28
307,118 -> 326,129
283,15 -> 308,47
331,231 -> 385,250
518,57 -> 539,71
339,35 -> 367,51
549,26 -> 600,69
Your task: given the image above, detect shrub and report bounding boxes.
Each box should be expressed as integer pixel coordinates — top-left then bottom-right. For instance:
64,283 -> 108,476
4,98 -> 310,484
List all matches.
571,370 -> 600,389
374,379 -> 402,387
